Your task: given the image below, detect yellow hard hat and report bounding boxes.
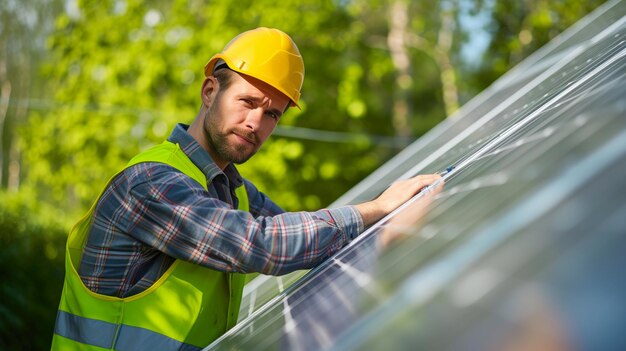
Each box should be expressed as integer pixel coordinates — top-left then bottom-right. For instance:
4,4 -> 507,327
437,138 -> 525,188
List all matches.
204,27 -> 305,108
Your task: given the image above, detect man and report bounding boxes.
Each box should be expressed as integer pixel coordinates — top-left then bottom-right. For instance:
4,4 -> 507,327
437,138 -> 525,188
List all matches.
52,27 -> 442,350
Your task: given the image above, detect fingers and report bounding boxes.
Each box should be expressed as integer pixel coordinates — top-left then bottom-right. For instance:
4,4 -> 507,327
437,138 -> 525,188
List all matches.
398,173 -> 443,196
359,173 -> 446,227
378,174 -> 443,248
380,174 -> 443,211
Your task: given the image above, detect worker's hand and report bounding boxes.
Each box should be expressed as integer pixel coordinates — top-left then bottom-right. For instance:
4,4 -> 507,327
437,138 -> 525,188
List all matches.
378,179 -> 444,247
355,174 -> 442,227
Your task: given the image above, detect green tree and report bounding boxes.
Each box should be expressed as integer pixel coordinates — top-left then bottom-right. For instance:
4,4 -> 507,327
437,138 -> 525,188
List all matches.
18,0 -> 411,223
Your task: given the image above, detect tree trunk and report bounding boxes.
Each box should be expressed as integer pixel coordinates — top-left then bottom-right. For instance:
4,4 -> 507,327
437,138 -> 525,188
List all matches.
435,4 -> 460,117
387,0 -> 413,137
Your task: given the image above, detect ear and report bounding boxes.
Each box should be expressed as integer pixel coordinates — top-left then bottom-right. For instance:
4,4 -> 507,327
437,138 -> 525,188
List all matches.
201,76 -> 218,107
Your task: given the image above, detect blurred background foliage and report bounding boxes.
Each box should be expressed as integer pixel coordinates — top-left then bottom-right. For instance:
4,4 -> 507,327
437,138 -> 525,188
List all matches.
0,0 -> 605,349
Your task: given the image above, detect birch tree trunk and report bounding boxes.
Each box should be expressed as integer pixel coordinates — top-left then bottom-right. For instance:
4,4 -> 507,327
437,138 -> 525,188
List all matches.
387,0 -> 413,137
435,4 -> 460,117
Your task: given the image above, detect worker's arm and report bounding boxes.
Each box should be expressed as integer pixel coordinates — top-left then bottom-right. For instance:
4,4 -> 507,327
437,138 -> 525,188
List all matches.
118,164 -> 363,275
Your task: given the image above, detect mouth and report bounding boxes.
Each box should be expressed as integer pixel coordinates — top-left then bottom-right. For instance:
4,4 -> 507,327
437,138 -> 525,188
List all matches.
233,131 -> 257,146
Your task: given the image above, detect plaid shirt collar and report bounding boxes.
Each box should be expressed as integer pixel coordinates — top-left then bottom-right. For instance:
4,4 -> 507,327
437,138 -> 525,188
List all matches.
167,123 -> 244,189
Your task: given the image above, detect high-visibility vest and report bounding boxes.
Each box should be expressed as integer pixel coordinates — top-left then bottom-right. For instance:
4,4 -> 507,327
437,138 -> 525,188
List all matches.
52,140 -> 249,350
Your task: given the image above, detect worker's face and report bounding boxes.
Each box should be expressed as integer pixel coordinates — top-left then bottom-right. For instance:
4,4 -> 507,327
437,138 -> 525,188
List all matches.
202,72 -> 289,168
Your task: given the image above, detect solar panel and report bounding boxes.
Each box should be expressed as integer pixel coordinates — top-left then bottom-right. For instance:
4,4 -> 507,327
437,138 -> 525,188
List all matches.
206,1 -> 626,349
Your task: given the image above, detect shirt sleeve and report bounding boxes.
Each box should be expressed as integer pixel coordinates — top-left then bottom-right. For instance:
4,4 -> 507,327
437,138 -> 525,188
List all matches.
123,165 -> 364,275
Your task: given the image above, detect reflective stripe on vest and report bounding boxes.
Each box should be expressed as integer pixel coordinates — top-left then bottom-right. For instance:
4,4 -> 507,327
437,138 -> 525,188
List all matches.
52,141 -> 250,350
54,310 -> 203,351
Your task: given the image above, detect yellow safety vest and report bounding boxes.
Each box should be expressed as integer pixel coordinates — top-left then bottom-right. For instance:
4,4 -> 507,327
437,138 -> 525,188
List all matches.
52,141 -> 249,350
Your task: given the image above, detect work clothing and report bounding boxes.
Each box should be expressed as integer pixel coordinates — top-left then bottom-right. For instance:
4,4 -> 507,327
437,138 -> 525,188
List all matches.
53,124 -> 363,349
78,124 -> 362,297
53,137 -> 250,349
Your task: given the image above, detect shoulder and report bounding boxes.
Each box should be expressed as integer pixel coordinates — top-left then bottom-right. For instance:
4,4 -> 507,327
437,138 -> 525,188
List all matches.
118,162 -> 206,195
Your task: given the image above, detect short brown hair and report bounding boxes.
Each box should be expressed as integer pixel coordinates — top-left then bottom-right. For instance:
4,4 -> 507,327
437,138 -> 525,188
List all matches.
213,66 -> 235,93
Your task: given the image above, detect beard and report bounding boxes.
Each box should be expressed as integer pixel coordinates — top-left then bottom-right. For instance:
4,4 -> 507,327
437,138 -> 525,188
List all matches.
204,101 -> 259,165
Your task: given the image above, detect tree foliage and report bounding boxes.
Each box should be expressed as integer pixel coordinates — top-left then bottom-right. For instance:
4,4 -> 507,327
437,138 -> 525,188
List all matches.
17,0 -> 476,222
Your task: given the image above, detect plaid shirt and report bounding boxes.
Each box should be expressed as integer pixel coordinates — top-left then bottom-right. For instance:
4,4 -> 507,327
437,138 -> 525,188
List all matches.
78,124 -> 363,297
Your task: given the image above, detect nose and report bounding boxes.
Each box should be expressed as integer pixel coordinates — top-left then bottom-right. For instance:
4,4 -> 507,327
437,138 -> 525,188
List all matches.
244,108 -> 264,131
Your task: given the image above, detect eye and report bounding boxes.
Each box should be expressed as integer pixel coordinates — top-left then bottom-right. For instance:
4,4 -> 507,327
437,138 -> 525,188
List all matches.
265,111 -> 280,121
